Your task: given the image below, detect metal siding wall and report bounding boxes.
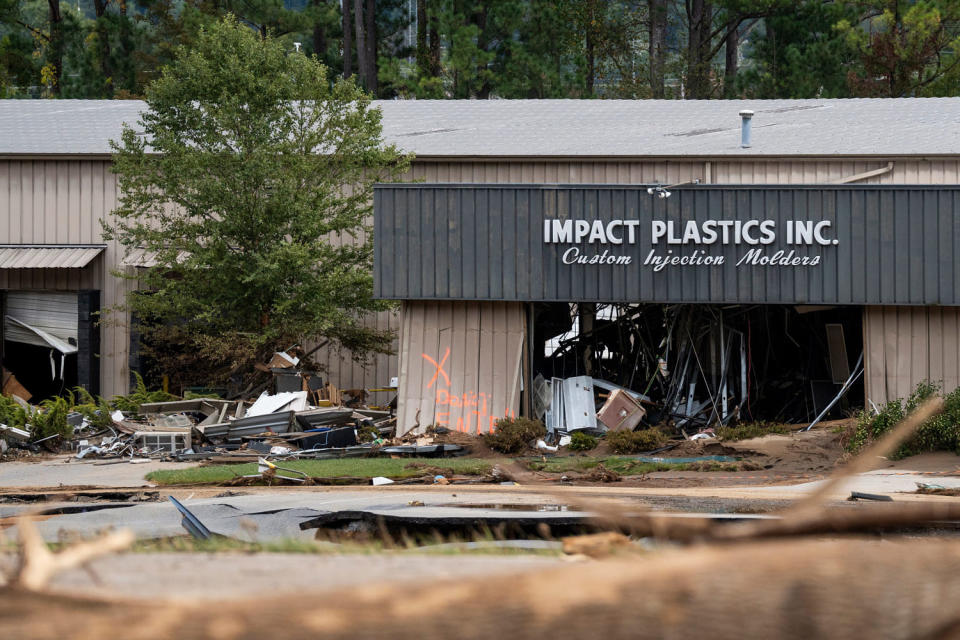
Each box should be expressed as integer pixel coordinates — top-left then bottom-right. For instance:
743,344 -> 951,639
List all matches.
399,158 -> 960,415
309,308 -> 398,391
396,300 -> 524,436
376,185 -> 960,306
0,160 -> 128,397
863,306 -> 960,404
4,157 -> 960,402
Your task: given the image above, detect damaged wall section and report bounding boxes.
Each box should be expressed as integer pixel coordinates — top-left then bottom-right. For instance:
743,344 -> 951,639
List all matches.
397,301 -> 524,436
533,303 -> 863,429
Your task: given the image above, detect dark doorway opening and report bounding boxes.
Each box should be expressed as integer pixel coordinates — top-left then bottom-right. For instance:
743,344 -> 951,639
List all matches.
530,303 -> 864,429
1,340 -> 77,401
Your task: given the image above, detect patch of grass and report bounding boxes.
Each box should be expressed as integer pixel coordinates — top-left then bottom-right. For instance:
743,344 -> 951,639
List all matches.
133,536 -> 348,554
714,421 -> 790,441
483,416 -> 547,454
146,457 -> 493,485
685,460 -> 761,472
526,455 -> 757,475
605,428 -> 669,454
132,535 -> 563,557
414,544 -> 564,557
526,456 -> 690,475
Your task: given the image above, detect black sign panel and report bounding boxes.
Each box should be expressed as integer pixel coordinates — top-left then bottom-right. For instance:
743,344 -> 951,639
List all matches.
374,184 -> 960,305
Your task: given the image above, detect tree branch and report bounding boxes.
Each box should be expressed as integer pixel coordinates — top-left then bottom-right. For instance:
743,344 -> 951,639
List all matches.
16,19 -> 48,42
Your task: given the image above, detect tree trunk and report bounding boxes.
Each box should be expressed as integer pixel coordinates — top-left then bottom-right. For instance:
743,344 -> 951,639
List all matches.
723,24 -> 738,98
686,0 -> 713,99
649,0 -> 667,98
342,0 -> 353,78
47,0 -> 63,96
93,0 -> 113,96
313,0 -> 327,61
416,0 -> 428,77
585,0 -> 596,96
353,0 -> 367,88
428,0 -> 441,77
364,0 -> 377,94
473,3 -> 490,98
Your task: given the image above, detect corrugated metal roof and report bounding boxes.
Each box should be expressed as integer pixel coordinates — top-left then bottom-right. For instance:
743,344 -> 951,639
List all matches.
2,98 -> 960,158
0,245 -> 104,269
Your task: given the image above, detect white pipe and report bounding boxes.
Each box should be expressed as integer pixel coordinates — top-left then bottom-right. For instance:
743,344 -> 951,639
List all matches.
830,162 -> 894,184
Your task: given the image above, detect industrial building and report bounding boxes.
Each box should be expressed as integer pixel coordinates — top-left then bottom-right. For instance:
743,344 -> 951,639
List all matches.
2,98 -> 959,434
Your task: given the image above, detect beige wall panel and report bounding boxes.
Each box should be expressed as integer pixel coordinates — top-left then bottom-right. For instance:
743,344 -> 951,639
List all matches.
929,308 -> 944,388
708,159 -> 960,185
396,301 -> 524,436
0,159 -> 128,397
309,307 -> 398,393
945,310 -> 960,395
865,306 -> 960,405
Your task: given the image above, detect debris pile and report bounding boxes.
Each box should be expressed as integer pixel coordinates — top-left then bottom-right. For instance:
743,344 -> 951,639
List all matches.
534,303 -> 864,439
0,350 -> 422,464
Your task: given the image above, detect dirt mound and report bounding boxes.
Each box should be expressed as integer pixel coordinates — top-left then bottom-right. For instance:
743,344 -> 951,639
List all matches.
719,427 -> 844,474
663,439 -> 742,458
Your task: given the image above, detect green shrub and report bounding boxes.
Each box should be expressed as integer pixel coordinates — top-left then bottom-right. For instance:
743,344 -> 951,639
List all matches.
483,417 -> 546,454
606,428 -> 668,454
29,396 -> 72,441
356,424 -> 380,443
847,380 -> 960,460
568,431 -> 598,451
0,395 -> 28,431
111,372 -> 178,413
69,387 -> 115,430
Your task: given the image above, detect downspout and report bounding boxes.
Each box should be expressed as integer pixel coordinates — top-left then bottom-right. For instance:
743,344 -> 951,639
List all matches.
830,162 -> 895,184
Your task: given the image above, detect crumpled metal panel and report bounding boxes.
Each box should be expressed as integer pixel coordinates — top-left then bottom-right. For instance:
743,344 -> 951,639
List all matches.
225,411 -> 295,442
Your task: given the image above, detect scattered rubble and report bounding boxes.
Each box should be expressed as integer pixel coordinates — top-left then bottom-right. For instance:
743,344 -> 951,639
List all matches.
0,349 -> 418,467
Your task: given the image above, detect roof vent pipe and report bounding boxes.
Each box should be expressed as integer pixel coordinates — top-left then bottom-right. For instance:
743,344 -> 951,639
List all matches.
739,109 -> 754,148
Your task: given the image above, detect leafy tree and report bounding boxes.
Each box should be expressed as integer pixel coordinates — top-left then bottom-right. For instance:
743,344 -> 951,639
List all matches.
104,16 -> 411,389
0,0 -> 70,95
837,0 -> 960,97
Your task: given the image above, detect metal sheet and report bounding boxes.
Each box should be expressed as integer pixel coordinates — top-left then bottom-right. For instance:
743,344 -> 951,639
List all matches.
375,184 -> 960,306
0,245 -> 103,269
3,291 -> 78,349
395,301 -> 525,436
561,376 -> 597,431
225,411 -> 295,442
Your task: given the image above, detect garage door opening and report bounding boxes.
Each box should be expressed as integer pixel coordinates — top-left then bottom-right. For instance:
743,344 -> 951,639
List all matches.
1,291 -> 99,401
530,302 -> 863,430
